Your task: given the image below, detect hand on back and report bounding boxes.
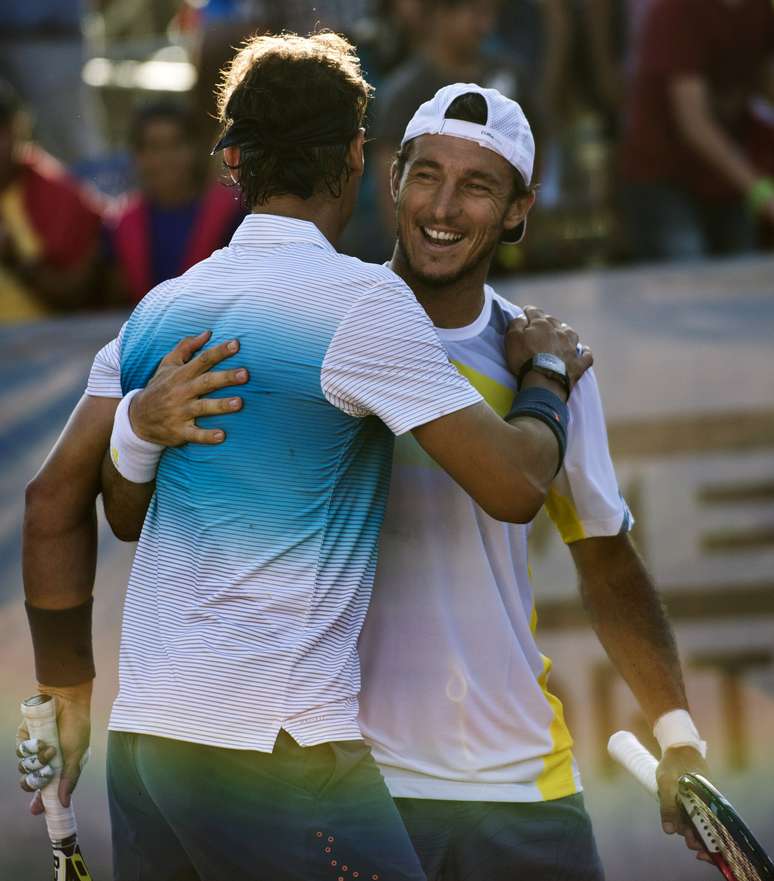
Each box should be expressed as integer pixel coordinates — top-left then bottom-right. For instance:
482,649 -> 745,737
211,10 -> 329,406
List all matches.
130,330 -> 250,447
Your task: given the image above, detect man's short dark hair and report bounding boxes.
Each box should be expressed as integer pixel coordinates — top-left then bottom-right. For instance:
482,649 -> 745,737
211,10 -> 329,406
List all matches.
394,91 -> 534,201
216,32 -> 373,206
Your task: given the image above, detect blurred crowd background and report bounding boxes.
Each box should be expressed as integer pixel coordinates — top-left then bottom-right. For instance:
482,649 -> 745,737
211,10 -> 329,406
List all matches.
2,0 -> 774,323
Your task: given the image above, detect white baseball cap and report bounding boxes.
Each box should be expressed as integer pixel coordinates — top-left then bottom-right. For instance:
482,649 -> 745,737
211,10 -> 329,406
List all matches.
401,83 -> 535,244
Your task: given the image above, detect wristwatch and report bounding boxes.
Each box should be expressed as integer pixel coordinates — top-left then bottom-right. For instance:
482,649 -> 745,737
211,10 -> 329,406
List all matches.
517,353 -> 571,397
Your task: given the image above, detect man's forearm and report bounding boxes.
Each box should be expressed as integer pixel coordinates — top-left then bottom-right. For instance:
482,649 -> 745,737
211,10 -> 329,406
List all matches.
23,500 -> 98,609
100,449 -> 155,542
23,395 -> 118,609
570,534 -> 688,724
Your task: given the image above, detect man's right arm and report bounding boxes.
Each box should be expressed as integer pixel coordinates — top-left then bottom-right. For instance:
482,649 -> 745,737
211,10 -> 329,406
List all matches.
322,284 -> 591,524
412,310 -> 590,522
411,390 -> 564,523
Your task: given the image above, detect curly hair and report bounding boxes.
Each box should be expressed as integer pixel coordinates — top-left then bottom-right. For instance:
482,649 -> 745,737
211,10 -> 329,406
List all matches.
215,32 -> 373,206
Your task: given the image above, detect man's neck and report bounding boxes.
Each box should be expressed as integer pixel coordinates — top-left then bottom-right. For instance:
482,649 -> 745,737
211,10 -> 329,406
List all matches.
252,195 -> 344,246
389,250 -> 487,329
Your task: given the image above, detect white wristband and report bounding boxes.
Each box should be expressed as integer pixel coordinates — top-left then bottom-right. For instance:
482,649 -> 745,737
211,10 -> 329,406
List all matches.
109,389 -> 164,483
653,709 -> 707,758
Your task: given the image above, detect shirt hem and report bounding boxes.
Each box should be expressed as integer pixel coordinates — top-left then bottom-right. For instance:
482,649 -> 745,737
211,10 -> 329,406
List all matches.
108,710 -> 362,752
85,387 -> 122,398
382,770 -> 583,803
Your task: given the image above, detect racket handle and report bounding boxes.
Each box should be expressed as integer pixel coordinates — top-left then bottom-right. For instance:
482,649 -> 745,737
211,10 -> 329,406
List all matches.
608,730 -> 659,796
21,694 -> 78,843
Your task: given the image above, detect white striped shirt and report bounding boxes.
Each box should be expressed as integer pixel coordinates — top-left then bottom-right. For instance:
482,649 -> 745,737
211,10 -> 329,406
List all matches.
86,214 -> 480,751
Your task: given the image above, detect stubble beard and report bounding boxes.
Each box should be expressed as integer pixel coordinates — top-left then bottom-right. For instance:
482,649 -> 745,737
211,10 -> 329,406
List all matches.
395,230 -> 498,290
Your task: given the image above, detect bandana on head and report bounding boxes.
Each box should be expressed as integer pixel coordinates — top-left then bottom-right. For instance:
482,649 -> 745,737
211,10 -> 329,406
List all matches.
212,117 -> 358,154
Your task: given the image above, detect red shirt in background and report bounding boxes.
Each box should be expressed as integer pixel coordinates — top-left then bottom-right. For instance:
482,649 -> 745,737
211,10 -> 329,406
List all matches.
18,145 -> 103,267
620,0 -> 774,200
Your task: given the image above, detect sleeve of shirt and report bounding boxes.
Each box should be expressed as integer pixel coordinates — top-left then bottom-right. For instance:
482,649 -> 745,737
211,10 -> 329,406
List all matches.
85,323 -> 125,398
545,368 -> 633,543
321,279 -> 483,436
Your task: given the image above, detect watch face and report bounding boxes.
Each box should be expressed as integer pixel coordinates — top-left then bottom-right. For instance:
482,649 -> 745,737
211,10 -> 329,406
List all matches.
533,353 -> 567,376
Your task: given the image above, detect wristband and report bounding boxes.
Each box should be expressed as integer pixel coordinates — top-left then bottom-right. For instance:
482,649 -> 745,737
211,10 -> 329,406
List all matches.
505,386 -> 569,476
653,709 -> 707,758
747,177 -> 774,214
25,598 -> 95,686
110,389 -> 163,483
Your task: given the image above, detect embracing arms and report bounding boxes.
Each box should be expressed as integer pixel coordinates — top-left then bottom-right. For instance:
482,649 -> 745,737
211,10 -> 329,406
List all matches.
413,307 -> 592,523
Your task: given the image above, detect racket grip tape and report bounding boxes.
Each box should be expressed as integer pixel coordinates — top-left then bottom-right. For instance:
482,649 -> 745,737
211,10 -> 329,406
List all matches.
607,730 -> 659,796
20,694 -> 78,843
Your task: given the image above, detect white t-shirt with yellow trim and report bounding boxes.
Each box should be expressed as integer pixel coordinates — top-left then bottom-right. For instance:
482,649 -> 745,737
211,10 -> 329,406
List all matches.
358,284 -> 632,802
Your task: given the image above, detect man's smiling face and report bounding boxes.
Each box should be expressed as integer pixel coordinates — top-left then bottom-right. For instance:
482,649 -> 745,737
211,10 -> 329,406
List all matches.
391,133 -> 532,288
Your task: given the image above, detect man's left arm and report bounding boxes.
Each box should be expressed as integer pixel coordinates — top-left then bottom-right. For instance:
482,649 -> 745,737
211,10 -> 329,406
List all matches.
552,367 -> 709,858
570,533 -> 686,726
569,535 -> 711,859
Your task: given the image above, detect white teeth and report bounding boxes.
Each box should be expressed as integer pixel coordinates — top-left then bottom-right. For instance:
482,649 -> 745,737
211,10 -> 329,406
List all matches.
423,227 -> 463,243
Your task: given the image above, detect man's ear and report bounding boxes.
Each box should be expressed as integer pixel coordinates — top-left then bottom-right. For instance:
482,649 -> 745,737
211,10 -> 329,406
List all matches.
390,159 -> 402,203
223,146 -> 241,183
347,129 -> 366,177
504,190 -> 536,233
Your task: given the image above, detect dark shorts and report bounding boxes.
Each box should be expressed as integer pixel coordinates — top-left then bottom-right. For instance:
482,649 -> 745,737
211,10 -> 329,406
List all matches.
107,730 -> 426,881
394,793 -> 605,881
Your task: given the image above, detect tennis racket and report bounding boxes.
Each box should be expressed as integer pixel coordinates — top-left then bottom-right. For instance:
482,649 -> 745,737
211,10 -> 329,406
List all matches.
608,730 -> 774,881
20,694 -> 94,881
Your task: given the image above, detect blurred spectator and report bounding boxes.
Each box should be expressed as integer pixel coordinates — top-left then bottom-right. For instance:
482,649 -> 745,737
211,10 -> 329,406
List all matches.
371,0 -> 524,257
620,0 -> 774,262
107,102 -> 244,304
0,0 -> 104,165
361,0 -> 426,81
0,81 -> 103,323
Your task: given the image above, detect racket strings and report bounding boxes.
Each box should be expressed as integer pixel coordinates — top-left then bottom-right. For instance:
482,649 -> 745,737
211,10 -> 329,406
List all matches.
685,795 -> 762,881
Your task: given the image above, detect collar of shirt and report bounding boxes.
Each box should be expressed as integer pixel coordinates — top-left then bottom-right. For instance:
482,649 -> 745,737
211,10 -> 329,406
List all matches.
230,213 -> 336,254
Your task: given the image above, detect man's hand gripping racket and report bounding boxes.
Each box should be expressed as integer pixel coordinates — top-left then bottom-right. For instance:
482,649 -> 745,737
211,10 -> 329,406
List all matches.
609,730 -> 774,881
18,694 -> 93,881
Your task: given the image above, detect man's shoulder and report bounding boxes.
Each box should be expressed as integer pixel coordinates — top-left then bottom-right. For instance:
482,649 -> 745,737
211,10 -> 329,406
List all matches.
123,278 -> 182,333
332,254 -> 412,300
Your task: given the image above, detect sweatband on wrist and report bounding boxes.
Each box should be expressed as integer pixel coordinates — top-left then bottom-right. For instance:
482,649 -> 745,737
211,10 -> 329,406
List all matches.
25,598 -> 95,686
505,386 -> 569,475
654,709 -> 707,758
747,177 -> 774,214
110,389 -> 163,483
